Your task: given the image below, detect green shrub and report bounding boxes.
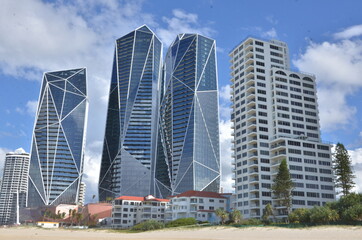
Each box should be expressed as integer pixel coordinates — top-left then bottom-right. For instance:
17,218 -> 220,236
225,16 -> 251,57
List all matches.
288,208 -> 310,224
309,206 -> 339,224
131,220 -> 164,231
166,217 -> 197,228
342,204 -> 362,222
239,218 -> 263,225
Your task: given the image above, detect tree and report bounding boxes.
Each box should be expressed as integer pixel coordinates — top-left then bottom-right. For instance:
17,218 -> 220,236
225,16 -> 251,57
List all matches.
288,208 -> 310,224
215,208 -> 228,224
262,203 -> 274,224
309,206 -> 339,224
271,159 -> 294,220
230,209 -> 242,224
333,143 -> 355,196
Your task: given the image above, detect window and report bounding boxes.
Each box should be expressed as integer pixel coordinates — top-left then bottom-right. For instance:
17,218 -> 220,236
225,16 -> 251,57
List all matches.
305,167 -> 317,173
209,199 -> 214,202
290,165 -> 303,171
319,168 -> 332,174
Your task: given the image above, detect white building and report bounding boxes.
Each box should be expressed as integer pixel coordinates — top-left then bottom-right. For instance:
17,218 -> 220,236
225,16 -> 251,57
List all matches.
166,191 -> 229,223
0,148 -> 30,225
78,182 -> 86,206
112,195 -> 169,229
229,37 -> 335,219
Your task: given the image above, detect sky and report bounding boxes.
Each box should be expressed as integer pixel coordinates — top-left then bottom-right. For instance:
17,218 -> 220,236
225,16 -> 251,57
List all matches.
1,0 -> 362,203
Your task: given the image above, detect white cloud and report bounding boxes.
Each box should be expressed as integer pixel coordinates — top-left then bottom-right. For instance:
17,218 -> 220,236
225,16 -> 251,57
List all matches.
0,148 -> 11,178
156,9 -> 215,47
334,24 -> 362,39
348,148 -> 362,193
0,0 -> 217,203
219,119 -> 233,193
294,37 -> 362,131
262,27 -> 278,38
219,84 -> 231,120
25,100 -> 38,117
266,15 -> 278,25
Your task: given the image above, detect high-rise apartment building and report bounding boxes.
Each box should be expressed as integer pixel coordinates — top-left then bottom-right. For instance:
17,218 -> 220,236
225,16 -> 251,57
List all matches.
28,68 -> 88,207
157,34 -> 221,196
98,26 -> 162,201
230,38 -> 335,219
0,148 -> 30,225
78,182 -> 86,206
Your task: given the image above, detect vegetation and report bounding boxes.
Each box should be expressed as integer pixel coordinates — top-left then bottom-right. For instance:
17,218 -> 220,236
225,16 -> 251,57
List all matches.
230,209 -> 243,224
131,220 -> 164,231
289,193 -> 362,225
333,143 -> 355,196
262,203 -> 274,224
271,159 -> 294,219
215,208 -> 229,224
165,218 -> 197,228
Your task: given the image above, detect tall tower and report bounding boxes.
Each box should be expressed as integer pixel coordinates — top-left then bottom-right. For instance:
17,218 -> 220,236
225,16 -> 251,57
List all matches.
0,149 -> 29,225
28,68 -> 88,207
158,33 -> 221,196
230,38 -> 335,219
98,25 -> 162,201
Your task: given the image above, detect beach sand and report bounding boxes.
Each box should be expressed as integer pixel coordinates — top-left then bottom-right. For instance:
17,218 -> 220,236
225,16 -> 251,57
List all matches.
0,226 -> 361,240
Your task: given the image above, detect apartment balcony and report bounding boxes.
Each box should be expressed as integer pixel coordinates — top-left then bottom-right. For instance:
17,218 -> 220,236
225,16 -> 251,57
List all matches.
270,142 -> 286,150
245,56 -> 254,63
248,143 -> 257,150
249,177 -> 259,183
271,159 -> 283,167
250,204 -> 260,209
249,160 -> 258,167
247,113 -> 257,120
248,136 -> 258,143
244,49 -> 254,57
249,194 -> 260,200
246,98 -> 256,106
249,169 -> 259,176
271,150 -> 287,160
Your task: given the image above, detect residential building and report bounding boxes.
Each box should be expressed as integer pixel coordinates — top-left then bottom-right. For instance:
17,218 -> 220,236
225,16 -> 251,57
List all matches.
166,190 -> 229,223
112,195 -> 169,229
28,68 -> 88,207
78,182 -> 86,206
80,202 -> 112,226
0,148 -> 30,225
98,25 -> 162,201
157,33 -> 221,197
230,37 -> 335,219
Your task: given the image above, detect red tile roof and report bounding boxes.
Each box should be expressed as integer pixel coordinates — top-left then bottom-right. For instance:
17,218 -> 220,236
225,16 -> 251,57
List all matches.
173,190 -> 226,199
115,195 -> 169,202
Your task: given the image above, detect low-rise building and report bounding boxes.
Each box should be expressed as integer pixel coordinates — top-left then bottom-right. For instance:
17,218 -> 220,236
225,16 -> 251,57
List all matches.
166,191 -> 230,223
112,195 -> 169,229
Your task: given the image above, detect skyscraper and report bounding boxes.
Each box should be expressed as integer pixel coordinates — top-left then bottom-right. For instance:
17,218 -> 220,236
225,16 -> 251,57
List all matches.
98,25 -> 162,201
230,37 -> 335,219
0,148 -> 29,225
28,68 -> 88,207
157,33 -> 221,196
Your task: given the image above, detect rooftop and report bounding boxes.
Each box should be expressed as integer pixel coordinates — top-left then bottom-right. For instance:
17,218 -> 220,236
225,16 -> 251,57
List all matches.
172,190 -> 227,199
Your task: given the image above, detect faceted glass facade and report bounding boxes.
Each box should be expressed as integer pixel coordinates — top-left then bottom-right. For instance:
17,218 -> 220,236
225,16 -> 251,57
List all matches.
98,26 -> 162,201
28,68 -> 88,207
157,34 -> 220,196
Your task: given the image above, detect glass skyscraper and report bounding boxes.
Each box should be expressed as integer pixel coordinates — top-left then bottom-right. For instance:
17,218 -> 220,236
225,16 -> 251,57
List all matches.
28,68 -> 88,207
157,34 -> 221,196
98,26 -> 162,201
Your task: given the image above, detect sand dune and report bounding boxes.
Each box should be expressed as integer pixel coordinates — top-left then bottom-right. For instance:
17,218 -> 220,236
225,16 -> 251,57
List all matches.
0,226 -> 361,240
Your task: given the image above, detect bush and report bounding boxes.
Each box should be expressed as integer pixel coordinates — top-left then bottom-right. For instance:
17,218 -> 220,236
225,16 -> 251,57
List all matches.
131,220 -> 164,231
239,218 -> 263,225
309,206 -> 339,224
342,204 -> 362,222
166,218 -> 197,228
288,208 -> 310,224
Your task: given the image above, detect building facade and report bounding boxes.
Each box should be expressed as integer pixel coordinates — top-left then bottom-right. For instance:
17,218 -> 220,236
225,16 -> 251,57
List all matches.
98,25 -> 162,201
166,191 -> 229,223
230,37 -> 335,219
28,68 -> 88,207
157,33 -> 221,197
0,148 -> 30,225
78,182 -> 86,206
112,195 -> 169,228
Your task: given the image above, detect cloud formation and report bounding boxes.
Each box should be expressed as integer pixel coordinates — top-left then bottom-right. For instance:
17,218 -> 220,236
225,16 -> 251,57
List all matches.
294,28 -> 362,131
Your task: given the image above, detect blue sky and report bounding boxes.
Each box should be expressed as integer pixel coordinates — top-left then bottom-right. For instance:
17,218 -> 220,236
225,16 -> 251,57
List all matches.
1,0 -> 362,202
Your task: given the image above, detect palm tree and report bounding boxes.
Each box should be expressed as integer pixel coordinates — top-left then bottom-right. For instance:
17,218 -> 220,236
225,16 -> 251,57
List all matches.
230,209 -> 242,224
215,208 -> 228,224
